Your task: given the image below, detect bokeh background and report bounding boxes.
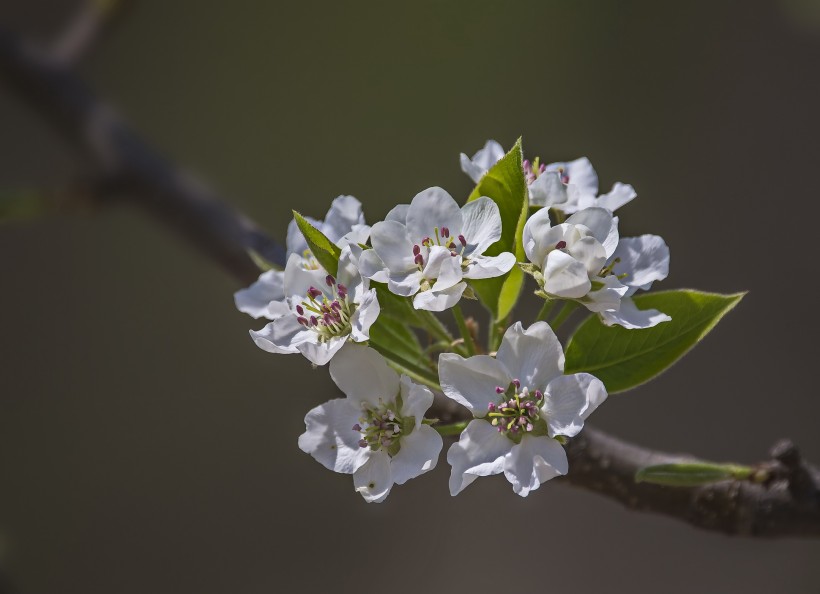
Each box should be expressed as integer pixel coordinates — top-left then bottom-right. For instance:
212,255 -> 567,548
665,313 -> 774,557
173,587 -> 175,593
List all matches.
2,1 -> 820,592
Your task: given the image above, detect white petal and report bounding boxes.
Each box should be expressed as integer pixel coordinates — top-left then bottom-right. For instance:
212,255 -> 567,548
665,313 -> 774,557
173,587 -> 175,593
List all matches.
337,224 -> 371,249
423,246 -> 460,289
543,250 -> 592,298
234,270 -> 289,320
597,182 -> 636,212
387,269 -> 423,297
600,297 -> 671,329
460,139 -> 505,183
353,450 -> 393,503
503,435 -> 567,497
439,353 -> 511,415
567,189 -> 596,213
283,253 -> 328,301
431,254 -> 464,292
358,248 -> 389,284
385,204 -> 409,224
447,420 -> 513,496
329,344 -> 400,407
542,374 -> 598,438
297,336 -> 346,366
399,375 -> 435,424
286,215 -> 318,259
322,195 -> 366,244
349,289 -> 380,343
567,236 -> 607,274
390,425 -> 442,485
496,321 -> 564,390
573,373 -> 608,420
610,235 -> 670,291
460,153 -> 486,184
412,282 -> 466,312
405,187 -> 463,244
463,252 -> 516,280
335,244 -> 363,289
298,398 -> 368,474
370,220 -> 416,273
566,207 -> 618,257
583,275 -> 629,313
547,157 -> 599,197
460,197 -> 502,256
528,171 -> 569,208
522,206 -> 554,265
473,139 -> 506,168
250,315 -> 310,354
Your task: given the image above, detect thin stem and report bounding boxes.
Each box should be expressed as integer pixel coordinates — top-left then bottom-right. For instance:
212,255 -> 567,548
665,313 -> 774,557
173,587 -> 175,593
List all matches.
535,299 -> 556,322
488,318 -> 498,353
418,310 -> 454,343
433,420 -> 469,436
418,310 -> 468,357
452,304 -> 477,356
369,342 -> 441,391
550,301 -> 579,330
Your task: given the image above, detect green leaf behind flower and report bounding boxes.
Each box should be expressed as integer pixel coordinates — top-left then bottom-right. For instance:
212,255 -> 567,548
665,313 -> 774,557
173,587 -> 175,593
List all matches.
368,314 -> 424,366
565,290 -> 745,394
292,211 -> 341,276
467,138 -> 528,320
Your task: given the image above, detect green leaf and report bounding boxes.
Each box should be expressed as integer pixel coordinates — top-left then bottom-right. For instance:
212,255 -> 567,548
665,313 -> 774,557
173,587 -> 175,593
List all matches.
635,462 -> 752,486
467,138 -> 528,320
292,211 -> 341,276
368,315 -> 424,366
374,284 -> 422,326
565,290 -> 745,394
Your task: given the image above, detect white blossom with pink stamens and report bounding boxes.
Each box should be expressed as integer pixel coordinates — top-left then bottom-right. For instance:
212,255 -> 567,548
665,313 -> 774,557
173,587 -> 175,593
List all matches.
440,322 -> 607,497
298,345 -> 442,503
459,139 -> 637,213
359,187 -> 516,312
249,245 -> 379,366
234,195 -> 370,320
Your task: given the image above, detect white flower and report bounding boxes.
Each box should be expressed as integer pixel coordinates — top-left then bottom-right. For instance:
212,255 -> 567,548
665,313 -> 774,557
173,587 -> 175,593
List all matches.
533,158 -> 636,214
439,322 -> 606,497
249,245 -> 380,365
459,140 -> 636,213
523,206 -> 670,328
234,195 -> 370,320
599,235 -> 671,329
298,345 -> 443,503
523,206 -> 627,305
232,269 -> 291,320
359,187 -> 516,312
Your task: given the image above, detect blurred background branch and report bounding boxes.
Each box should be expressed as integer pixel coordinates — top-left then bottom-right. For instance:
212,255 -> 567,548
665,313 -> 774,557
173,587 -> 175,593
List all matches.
0,11 -> 284,284
50,0 -> 130,66
0,4 -> 818,544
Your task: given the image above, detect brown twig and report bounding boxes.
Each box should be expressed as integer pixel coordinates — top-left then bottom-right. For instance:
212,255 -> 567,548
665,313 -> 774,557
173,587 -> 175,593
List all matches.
1,23 -> 818,538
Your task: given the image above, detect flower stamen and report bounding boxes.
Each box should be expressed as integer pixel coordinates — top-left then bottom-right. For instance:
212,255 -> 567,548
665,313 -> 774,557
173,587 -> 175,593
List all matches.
488,381 -> 544,436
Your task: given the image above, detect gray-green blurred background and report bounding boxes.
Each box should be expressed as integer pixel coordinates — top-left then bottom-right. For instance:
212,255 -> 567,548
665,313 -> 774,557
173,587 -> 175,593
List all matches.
2,1 -> 820,592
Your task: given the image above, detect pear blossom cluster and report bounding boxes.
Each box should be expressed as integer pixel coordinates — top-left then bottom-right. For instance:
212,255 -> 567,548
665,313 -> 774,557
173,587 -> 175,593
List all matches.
234,137 -> 671,501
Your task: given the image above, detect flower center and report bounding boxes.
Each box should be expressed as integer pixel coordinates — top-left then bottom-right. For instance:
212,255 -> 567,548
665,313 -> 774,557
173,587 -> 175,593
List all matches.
295,275 -> 355,341
598,257 -> 626,279
487,379 -> 545,440
523,157 -> 547,185
299,249 -> 322,271
352,400 -> 413,455
411,226 -> 468,272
